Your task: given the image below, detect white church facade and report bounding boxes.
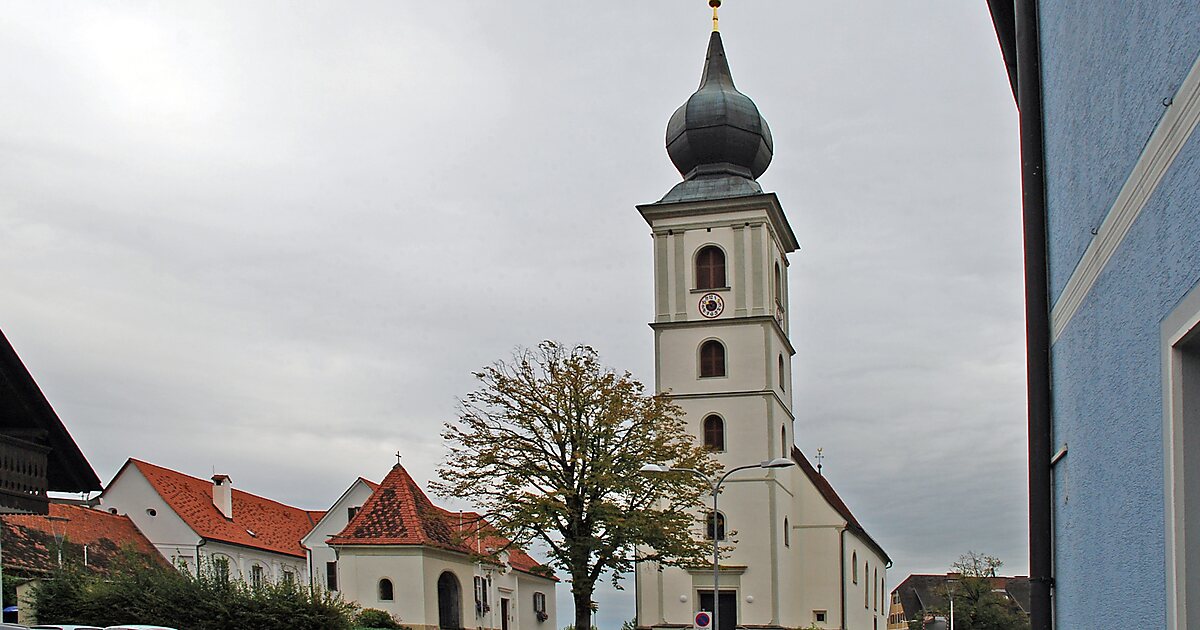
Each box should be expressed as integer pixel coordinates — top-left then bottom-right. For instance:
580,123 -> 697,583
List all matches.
634,26 -> 889,630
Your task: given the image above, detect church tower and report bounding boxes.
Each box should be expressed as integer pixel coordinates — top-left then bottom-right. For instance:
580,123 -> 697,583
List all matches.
634,14 -> 889,630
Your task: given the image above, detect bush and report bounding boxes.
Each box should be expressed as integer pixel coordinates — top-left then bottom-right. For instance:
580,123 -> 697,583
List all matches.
31,556 -> 357,630
355,607 -> 403,629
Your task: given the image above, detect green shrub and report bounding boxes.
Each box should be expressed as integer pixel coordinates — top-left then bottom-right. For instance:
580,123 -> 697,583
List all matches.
355,607 -> 403,629
31,555 -> 357,630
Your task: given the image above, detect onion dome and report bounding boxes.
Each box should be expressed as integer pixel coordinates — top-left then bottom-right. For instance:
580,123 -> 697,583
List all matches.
661,31 -> 773,203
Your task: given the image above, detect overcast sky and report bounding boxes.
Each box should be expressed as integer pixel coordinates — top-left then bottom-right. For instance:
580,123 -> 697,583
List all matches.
0,2 -> 1023,627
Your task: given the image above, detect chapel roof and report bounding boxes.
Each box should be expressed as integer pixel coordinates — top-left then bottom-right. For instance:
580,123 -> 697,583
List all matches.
792,446 -> 891,563
108,458 -> 320,559
0,502 -> 170,575
327,464 -> 551,577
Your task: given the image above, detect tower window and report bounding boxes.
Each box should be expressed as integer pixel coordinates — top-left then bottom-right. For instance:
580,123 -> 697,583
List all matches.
704,511 -> 726,541
774,262 -> 783,305
778,354 -> 786,390
781,425 -> 788,457
703,415 -> 725,451
695,246 -> 726,290
784,517 -> 790,547
699,340 -> 726,378
852,552 -> 858,584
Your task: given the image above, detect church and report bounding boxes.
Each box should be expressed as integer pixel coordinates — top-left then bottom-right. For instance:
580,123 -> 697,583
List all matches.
632,13 -> 889,630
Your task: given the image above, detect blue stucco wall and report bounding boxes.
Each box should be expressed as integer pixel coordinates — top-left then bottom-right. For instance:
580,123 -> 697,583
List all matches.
1049,113 -> 1200,626
1039,1 -> 1200,302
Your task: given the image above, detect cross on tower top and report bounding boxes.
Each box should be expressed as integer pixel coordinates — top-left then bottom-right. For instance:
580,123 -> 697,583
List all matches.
395,451 -> 402,466
816,448 -> 825,475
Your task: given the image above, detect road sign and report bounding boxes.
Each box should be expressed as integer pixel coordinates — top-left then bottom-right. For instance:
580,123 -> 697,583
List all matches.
694,611 -> 712,630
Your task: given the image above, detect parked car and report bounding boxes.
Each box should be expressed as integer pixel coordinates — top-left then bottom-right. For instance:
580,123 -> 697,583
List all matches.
103,626 -> 179,630
32,626 -> 104,630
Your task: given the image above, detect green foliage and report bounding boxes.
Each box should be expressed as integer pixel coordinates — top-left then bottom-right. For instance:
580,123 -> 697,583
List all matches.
435,342 -> 719,630
31,556 -> 357,630
925,552 -> 1030,630
561,625 -> 599,630
355,607 -> 404,629
621,617 -> 638,630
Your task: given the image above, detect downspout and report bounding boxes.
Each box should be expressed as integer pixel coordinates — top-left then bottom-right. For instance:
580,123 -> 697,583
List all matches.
196,538 -> 208,578
1014,0 -> 1053,628
839,525 -> 847,630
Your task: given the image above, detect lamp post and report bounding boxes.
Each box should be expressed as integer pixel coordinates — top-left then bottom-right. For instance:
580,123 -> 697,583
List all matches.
640,458 -> 795,630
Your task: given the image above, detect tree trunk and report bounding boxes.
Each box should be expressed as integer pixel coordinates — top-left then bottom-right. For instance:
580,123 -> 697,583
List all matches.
573,583 -> 593,630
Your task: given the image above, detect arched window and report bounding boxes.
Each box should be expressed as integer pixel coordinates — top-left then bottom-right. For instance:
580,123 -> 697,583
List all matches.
703,415 -> 725,451
852,552 -> 858,583
699,340 -> 726,378
873,568 -> 878,610
781,425 -> 788,458
695,246 -> 726,290
774,262 -> 782,305
778,354 -> 786,390
438,571 -> 462,629
865,562 -> 870,608
380,578 -> 394,601
783,517 -> 790,547
705,511 -> 726,541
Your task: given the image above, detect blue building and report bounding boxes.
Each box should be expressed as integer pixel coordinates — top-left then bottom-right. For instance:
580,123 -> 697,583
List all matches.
988,2 -> 1200,629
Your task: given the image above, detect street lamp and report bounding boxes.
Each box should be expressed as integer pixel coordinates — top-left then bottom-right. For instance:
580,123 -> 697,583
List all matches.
640,458 -> 795,630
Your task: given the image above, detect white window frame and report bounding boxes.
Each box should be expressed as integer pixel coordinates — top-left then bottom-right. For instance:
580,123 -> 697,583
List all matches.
1163,284 -> 1200,630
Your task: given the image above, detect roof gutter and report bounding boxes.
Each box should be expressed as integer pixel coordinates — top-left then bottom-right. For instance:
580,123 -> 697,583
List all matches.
1012,0 -> 1055,628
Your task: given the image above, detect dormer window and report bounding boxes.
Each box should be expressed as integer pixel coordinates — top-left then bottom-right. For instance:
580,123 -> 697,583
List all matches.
695,246 -> 726,290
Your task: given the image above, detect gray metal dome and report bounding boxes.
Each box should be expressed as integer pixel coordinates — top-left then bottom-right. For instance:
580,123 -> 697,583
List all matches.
662,31 -> 773,203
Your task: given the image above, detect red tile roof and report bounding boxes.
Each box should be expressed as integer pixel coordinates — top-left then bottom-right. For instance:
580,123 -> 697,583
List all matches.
114,459 -> 319,558
327,464 -> 551,577
1,503 -> 170,575
792,446 -> 890,563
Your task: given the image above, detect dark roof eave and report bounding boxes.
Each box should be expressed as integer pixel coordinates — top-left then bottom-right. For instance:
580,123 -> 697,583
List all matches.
986,0 -> 1019,103
0,329 -> 101,492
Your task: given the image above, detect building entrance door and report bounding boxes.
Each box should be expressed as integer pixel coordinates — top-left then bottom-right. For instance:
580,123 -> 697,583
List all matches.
501,598 -> 510,630
698,590 -> 737,630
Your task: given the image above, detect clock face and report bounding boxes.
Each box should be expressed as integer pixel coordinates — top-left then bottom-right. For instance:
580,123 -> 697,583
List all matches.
698,293 -> 724,318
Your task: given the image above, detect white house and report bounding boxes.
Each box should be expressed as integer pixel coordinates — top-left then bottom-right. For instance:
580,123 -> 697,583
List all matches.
301,475 -> 379,592
633,27 -> 889,630
324,463 -> 558,630
100,458 -> 320,586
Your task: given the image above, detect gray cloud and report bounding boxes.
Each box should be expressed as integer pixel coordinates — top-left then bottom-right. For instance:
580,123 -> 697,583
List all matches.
0,2 -> 1025,628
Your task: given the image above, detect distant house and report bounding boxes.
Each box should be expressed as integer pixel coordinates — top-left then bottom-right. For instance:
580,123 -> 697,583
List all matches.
0,328 -> 101,514
99,458 -> 322,586
301,475 -> 379,592
886,573 -> 1029,630
1,501 -> 170,624
325,464 -> 557,630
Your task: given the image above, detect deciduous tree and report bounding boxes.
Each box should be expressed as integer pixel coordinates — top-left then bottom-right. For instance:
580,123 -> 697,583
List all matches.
434,342 -> 717,630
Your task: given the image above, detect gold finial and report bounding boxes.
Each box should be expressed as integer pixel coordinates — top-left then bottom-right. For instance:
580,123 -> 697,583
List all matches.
710,0 -> 721,32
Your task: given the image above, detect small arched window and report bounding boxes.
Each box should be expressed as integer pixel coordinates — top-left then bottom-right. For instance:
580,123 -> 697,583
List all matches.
699,340 -> 726,378
380,578 -> 394,601
873,568 -> 878,610
783,517 -> 790,547
695,246 -> 726,290
778,354 -> 786,390
852,552 -> 858,583
781,425 -> 788,458
705,511 -> 726,541
703,415 -> 725,451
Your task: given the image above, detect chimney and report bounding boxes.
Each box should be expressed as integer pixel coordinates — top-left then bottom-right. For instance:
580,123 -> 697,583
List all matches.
212,474 -> 233,519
